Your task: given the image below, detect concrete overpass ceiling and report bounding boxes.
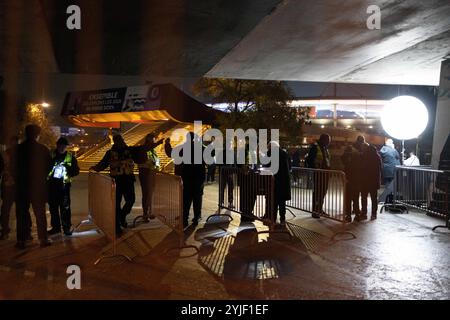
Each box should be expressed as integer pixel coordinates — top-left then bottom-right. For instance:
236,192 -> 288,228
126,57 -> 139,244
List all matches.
206,0 -> 450,86
1,0 -> 280,77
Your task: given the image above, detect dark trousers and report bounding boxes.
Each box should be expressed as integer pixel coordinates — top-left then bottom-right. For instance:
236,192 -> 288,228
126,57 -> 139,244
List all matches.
182,180 -> 204,225
274,198 -> 286,222
312,173 -> 329,213
219,172 -> 234,205
16,197 -> 47,242
115,176 -> 136,229
138,168 -> 155,217
1,186 -> 15,234
207,164 -> 216,182
49,181 -> 72,231
361,188 -> 378,216
344,184 -> 360,217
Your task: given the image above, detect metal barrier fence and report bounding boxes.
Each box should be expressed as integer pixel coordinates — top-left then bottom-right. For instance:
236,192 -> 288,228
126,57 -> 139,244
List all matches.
392,166 -> 450,231
75,172 -> 132,265
214,167 -> 275,222
146,170 -> 198,253
288,167 -> 348,223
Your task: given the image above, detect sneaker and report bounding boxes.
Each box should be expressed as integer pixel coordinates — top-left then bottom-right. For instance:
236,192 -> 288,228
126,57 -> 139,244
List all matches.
63,229 -> 73,236
312,213 -> 321,219
40,240 -> 52,247
344,216 -> 352,223
48,228 -> 61,236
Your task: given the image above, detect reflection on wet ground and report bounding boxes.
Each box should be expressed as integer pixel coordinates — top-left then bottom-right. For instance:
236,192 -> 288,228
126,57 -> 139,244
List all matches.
0,175 -> 449,300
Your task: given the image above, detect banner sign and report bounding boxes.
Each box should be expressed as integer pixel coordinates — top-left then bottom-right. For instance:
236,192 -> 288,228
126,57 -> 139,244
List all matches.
62,85 -> 162,116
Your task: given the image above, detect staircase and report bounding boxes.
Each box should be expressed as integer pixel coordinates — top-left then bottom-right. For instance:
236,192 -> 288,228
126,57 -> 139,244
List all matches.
78,122 -> 173,172
78,122 -> 211,174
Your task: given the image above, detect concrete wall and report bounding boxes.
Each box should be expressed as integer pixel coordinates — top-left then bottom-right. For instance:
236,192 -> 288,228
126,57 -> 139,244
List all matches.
432,59 -> 450,168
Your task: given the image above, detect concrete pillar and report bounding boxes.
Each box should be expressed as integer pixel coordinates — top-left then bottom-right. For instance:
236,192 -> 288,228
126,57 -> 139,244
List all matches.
432,59 -> 450,169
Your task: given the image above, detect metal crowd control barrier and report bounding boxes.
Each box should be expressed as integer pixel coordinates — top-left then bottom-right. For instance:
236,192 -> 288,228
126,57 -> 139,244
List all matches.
390,166 -> 450,231
209,166 -> 291,240
288,167 -> 355,240
74,172 -> 132,265
151,171 -> 199,254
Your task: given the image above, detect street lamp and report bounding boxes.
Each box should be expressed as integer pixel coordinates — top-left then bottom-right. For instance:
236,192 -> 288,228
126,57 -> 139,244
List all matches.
41,102 -> 51,108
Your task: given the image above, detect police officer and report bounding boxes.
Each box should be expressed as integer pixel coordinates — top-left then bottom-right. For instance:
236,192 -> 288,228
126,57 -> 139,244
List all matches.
91,135 -> 136,236
305,134 -> 331,218
48,137 -> 80,236
137,133 -> 164,222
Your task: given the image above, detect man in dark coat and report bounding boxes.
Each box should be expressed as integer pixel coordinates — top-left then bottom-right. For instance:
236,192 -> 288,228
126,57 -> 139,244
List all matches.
266,142 -> 291,225
341,144 -> 363,222
165,132 -> 206,228
15,125 -> 52,249
305,134 -> 331,218
361,145 -> 382,220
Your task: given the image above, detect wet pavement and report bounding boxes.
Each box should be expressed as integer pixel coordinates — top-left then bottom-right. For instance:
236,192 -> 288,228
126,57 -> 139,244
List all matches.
0,173 -> 449,300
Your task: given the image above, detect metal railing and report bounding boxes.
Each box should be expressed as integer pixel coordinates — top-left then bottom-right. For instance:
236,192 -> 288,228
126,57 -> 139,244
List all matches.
393,166 -> 450,231
135,170 -> 199,254
74,172 -> 133,265
288,167 -> 348,223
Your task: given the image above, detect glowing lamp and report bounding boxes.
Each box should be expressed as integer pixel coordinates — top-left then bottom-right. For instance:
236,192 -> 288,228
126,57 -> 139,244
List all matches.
381,96 -> 428,140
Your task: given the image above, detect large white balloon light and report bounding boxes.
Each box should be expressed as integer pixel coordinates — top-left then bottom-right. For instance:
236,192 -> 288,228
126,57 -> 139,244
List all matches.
381,96 -> 429,140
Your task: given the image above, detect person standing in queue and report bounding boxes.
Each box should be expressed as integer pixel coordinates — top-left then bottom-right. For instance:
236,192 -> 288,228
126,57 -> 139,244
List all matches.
266,141 -> 291,226
165,132 -> 206,228
361,145 -> 382,221
380,138 -> 401,185
90,135 -> 136,236
137,133 -> 164,222
305,134 -> 331,218
341,144 -> 363,222
15,125 -> 52,249
0,136 -> 18,240
47,137 -> 80,236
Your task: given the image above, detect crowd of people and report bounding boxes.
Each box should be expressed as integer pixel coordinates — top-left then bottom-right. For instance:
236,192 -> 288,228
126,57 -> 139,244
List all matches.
0,123 -> 419,250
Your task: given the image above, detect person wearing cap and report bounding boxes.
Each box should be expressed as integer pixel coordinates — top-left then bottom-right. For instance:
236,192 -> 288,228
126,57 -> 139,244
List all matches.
47,137 -> 80,236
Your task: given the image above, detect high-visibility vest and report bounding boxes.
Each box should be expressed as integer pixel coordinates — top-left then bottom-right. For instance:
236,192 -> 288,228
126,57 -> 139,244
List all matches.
48,151 -> 74,184
138,149 -> 160,170
110,149 -> 134,176
314,143 -> 331,169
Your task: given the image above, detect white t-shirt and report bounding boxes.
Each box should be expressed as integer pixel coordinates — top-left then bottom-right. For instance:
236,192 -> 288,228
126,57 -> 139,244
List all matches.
404,155 -> 420,166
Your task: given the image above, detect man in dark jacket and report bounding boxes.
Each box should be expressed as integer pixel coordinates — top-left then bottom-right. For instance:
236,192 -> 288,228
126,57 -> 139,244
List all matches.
305,134 -> 331,218
341,145 -> 363,222
48,137 -> 80,236
266,142 -> 291,225
165,132 -> 205,228
361,145 -> 382,220
15,125 -> 52,249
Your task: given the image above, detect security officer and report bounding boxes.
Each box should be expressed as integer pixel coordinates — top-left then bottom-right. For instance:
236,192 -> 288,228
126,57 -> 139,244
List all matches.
91,135 -> 137,236
305,134 -> 331,218
137,133 -> 164,222
48,137 -> 80,236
